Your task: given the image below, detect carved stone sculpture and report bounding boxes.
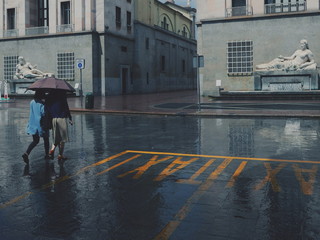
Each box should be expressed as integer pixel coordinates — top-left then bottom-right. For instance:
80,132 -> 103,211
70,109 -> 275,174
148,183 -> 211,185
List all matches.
13,56 -> 54,79
256,39 -> 317,71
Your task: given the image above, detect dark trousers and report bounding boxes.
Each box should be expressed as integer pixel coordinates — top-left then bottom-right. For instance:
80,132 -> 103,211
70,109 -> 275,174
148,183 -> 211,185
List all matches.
26,134 -> 49,156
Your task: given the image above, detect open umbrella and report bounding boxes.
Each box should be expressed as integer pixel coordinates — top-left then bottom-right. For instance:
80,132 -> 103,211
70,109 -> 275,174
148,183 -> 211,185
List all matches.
27,77 -> 75,92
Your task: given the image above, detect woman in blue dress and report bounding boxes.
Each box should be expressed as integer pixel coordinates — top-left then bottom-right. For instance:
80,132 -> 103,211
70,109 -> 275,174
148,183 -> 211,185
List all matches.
22,91 -> 50,164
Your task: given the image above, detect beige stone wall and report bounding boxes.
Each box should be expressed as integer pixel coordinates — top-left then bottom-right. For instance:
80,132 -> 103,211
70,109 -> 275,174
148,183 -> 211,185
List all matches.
197,0 -> 320,20
135,0 -> 192,38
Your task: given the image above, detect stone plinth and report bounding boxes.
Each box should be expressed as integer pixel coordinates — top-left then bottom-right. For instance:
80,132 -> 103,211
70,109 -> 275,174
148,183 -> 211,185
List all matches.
254,70 -> 319,91
8,79 -> 36,94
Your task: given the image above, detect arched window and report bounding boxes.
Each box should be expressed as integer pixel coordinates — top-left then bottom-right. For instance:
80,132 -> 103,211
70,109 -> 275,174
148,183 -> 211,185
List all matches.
182,27 -> 188,38
161,17 -> 169,30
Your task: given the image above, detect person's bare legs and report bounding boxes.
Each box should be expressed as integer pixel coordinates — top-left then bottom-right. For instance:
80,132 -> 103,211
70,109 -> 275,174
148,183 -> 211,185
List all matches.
49,144 -> 57,159
58,142 -> 67,160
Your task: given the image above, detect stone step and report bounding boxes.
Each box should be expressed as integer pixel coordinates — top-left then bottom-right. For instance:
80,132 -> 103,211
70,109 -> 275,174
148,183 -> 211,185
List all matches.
211,90 -> 320,100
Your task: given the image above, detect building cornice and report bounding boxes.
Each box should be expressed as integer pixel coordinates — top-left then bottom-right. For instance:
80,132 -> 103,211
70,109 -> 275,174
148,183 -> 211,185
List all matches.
0,31 -> 98,42
134,20 -> 196,44
197,10 -> 320,26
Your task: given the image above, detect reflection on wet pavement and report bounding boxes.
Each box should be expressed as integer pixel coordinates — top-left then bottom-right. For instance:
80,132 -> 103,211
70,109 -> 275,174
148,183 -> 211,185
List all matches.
1,108 -> 320,239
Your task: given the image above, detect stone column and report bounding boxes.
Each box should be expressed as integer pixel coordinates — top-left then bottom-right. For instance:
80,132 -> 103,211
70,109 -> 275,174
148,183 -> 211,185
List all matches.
306,0 -> 319,11
253,0 -> 265,15
74,0 -> 84,32
0,0 -> 4,37
85,0 -> 93,30
48,0 -> 57,34
17,1 -> 26,36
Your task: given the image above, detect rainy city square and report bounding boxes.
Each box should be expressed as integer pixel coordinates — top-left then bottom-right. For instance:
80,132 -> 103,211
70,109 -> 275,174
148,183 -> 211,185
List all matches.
1,102 -> 320,240
1,0 -> 320,239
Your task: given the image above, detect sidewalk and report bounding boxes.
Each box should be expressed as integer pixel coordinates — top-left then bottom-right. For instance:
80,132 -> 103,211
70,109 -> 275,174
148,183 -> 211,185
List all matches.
3,90 -> 320,117
67,90 -> 320,118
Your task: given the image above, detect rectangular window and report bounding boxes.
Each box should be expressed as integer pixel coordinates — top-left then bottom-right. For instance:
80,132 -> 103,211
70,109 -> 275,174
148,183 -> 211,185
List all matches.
146,38 -> 149,49
265,0 -> 306,14
38,0 -> 49,26
61,1 -> 71,25
161,56 -> 166,72
3,56 -> 18,81
116,7 -> 121,28
127,11 -> 132,33
7,9 -> 15,30
227,40 -> 253,75
57,52 -> 75,81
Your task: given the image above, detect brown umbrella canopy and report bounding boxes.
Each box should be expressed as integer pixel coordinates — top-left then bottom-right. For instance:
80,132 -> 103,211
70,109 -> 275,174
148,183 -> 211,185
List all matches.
27,77 -> 75,92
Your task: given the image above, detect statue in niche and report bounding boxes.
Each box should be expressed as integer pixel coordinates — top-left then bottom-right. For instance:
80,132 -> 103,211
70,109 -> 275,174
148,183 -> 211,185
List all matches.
256,39 -> 317,71
14,56 -> 53,79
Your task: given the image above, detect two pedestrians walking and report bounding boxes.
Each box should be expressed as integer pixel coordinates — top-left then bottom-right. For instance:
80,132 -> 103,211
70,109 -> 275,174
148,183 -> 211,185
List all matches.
22,90 -> 72,164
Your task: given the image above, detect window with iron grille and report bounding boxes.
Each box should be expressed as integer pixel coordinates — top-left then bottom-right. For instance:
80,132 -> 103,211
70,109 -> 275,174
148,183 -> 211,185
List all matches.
7,9 -> 15,29
4,56 -> 18,81
57,52 -> 74,81
227,40 -> 253,75
61,1 -> 71,25
38,0 -> 49,26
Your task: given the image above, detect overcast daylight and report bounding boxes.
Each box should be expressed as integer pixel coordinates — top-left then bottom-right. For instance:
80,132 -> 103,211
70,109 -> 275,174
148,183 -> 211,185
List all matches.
2,1 -> 320,240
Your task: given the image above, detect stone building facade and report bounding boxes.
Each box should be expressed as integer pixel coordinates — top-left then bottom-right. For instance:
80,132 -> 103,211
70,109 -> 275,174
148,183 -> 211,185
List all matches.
197,0 -> 320,96
0,0 -> 196,95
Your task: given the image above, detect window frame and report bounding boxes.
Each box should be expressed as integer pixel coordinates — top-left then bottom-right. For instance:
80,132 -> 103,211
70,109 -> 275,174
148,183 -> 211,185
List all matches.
227,40 -> 253,76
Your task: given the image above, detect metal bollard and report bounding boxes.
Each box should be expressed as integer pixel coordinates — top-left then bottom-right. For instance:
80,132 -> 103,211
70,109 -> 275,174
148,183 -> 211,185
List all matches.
85,92 -> 94,109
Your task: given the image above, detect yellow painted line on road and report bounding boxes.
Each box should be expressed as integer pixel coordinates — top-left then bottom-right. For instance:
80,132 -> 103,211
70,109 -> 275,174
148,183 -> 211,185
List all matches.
255,163 -> 287,192
118,155 -> 173,179
293,164 -> 318,195
126,150 -> 320,164
96,154 -> 142,176
177,159 -> 215,185
0,192 -> 33,209
75,151 -> 128,175
227,161 -> 248,188
154,157 -> 199,181
0,151 -> 129,210
153,158 -> 233,240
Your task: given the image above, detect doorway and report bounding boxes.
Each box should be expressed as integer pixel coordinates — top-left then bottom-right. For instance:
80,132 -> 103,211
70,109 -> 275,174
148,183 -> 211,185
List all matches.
121,66 -> 131,94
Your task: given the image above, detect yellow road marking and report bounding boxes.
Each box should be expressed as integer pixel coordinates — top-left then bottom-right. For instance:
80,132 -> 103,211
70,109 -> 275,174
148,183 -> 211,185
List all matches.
117,155 -> 173,179
96,154 -> 141,176
126,150 -> 320,164
0,151 -> 129,209
75,151 -> 128,175
154,157 -> 199,181
227,161 -> 248,188
255,163 -> 287,192
177,159 -> 215,185
293,164 -> 318,195
0,192 -> 33,209
2,150 -> 319,212
153,158 -> 233,240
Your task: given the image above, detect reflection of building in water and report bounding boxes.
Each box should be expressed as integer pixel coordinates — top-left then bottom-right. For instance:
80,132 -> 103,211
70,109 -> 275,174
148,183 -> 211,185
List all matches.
228,125 -> 254,157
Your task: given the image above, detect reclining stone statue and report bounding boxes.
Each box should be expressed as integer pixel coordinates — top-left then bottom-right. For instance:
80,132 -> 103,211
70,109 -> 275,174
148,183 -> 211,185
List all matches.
13,56 -> 54,79
256,39 -> 317,71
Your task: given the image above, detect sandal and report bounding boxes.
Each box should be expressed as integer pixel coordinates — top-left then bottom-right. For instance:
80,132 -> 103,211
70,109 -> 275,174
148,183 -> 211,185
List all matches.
57,155 -> 68,160
49,150 -> 55,159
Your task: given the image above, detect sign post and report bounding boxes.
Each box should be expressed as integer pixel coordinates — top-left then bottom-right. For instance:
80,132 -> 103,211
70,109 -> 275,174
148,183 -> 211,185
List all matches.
193,55 -> 204,112
76,58 -> 85,96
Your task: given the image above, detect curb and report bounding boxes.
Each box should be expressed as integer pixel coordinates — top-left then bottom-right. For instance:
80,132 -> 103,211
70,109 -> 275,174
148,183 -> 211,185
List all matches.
70,108 -> 320,118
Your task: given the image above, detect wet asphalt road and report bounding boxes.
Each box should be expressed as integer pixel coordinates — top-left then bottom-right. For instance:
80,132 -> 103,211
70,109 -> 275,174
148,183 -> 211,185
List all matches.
1,106 -> 320,240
